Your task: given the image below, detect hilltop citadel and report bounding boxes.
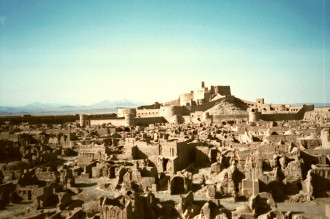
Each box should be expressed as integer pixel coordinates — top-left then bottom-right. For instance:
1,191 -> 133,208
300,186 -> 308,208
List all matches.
81,81 -> 316,127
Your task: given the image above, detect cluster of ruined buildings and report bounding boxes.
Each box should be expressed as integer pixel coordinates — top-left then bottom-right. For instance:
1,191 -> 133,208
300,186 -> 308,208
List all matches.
0,82 -> 329,219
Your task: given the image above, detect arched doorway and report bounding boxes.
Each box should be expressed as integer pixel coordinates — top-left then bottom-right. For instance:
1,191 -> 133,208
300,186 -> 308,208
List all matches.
170,176 -> 185,194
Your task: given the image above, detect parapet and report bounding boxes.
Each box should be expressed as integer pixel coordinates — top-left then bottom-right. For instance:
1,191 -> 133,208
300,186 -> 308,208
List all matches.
118,108 -> 137,117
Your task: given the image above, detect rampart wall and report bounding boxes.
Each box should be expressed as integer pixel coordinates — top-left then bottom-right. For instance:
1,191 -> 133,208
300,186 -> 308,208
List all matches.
240,98 -> 302,113
134,117 -> 166,126
86,114 -> 117,119
0,115 -> 78,125
136,109 -> 160,117
90,116 -> 166,127
90,118 -> 125,126
259,104 -> 314,121
314,107 -> 330,112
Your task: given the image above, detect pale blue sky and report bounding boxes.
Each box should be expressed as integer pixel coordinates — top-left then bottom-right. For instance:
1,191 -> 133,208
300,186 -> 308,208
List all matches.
0,0 -> 329,106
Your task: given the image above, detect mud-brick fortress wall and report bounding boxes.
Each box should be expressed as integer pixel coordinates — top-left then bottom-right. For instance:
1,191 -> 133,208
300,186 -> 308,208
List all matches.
0,115 -> 78,125
90,118 -> 126,126
89,116 -> 166,127
134,117 -> 166,126
259,104 -> 314,121
136,109 -> 160,117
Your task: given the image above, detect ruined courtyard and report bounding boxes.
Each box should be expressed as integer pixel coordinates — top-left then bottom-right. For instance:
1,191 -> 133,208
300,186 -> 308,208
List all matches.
0,82 -> 329,219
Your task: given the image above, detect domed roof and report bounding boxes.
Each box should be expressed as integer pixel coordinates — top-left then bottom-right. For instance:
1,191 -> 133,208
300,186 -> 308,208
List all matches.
284,130 -> 295,135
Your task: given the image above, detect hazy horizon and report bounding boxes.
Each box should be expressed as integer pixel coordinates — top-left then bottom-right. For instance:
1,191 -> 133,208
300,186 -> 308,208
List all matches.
1,0 -> 329,106
1,95 -> 330,108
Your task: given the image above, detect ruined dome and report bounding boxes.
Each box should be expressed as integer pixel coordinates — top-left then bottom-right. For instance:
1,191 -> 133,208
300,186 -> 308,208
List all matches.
284,130 -> 295,135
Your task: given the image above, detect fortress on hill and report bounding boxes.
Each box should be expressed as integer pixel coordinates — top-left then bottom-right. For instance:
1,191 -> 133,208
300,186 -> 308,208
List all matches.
82,81 -> 315,127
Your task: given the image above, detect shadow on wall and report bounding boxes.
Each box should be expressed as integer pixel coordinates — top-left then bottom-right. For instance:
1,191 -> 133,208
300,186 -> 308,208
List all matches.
132,146 -> 148,160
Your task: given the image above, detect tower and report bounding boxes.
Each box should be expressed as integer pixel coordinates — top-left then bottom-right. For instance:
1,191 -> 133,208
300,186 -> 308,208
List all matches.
79,114 -> 86,128
249,109 -> 261,122
125,113 -> 135,127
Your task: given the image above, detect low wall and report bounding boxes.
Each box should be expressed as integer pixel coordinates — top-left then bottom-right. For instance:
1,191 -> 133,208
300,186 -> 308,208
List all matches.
90,118 -> 125,126
134,117 -> 166,126
260,104 -> 314,121
0,115 -> 78,125
90,116 -> 166,127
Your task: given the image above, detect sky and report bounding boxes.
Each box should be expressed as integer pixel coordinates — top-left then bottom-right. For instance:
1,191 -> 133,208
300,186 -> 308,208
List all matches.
0,0 -> 329,106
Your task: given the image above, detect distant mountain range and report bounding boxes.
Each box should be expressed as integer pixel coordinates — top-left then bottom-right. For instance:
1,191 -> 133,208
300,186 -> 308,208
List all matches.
0,99 -> 145,116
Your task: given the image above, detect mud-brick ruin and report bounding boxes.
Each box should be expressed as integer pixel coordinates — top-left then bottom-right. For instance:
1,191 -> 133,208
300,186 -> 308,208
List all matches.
0,82 -> 329,219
